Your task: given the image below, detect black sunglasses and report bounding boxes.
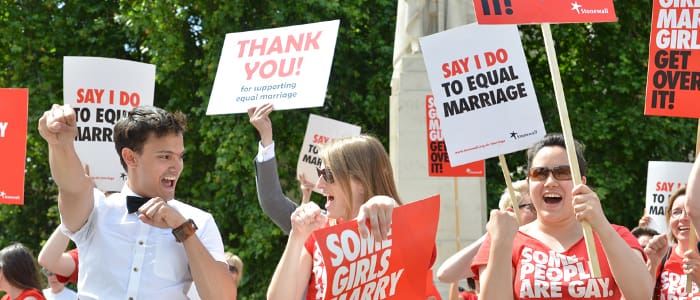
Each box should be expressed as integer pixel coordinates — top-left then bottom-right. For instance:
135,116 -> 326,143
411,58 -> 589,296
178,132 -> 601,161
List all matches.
228,264 -> 238,274
316,167 -> 334,184
528,165 -> 572,181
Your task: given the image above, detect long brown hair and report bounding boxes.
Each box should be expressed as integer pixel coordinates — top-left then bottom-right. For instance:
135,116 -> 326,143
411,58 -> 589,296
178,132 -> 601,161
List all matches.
0,243 -> 43,293
320,135 -> 402,221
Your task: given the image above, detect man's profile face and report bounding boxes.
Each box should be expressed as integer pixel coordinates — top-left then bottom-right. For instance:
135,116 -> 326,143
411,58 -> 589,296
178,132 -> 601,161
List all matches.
128,132 -> 185,200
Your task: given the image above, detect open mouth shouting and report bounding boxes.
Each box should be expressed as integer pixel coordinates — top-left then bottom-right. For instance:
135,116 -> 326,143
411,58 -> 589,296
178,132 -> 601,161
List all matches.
543,192 -> 563,205
162,175 -> 177,189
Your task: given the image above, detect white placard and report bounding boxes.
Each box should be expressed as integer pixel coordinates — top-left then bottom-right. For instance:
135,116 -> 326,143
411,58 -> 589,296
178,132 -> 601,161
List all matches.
645,161 -> 693,234
419,23 -> 545,166
207,20 -> 339,115
64,56 -> 155,192
296,114 -> 361,193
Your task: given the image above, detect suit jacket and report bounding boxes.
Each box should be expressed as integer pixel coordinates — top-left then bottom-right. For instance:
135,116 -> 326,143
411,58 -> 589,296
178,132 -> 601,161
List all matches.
254,157 -> 298,235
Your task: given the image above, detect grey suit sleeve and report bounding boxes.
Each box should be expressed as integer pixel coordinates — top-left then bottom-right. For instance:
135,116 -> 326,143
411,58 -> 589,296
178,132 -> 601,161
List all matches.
254,157 -> 298,235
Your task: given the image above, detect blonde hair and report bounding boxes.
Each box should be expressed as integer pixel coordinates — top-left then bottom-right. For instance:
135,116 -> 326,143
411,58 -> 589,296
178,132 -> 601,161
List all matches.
498,179 -> 529,211
225,252 -> 243,287
320,135 -> 402,221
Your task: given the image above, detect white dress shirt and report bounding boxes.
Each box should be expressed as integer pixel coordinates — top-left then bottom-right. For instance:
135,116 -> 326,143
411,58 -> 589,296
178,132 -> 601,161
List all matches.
61,185 -> 226,300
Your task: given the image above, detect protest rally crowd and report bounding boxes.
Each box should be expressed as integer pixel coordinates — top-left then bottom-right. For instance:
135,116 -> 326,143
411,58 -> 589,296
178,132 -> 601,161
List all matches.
0,99 -> 693,300
3,1 -> 699,300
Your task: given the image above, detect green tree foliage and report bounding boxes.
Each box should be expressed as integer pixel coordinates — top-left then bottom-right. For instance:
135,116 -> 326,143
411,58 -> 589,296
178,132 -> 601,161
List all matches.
0,1 -> 692,298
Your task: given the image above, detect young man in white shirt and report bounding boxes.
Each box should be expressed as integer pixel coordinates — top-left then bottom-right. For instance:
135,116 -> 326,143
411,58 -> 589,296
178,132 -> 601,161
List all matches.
38,104 -> 235,300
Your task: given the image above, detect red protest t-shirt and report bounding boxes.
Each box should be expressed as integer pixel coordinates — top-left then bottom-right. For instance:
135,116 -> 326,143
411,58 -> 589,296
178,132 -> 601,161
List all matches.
55,248 -> 79,284
471,224 -> 643,299
656,244 -> 700,298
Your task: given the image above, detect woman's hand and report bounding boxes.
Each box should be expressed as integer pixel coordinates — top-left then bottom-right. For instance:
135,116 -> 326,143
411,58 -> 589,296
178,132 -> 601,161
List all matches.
356,195 -> 395,243
289,202 -> 327,240
572,184 -> 610,231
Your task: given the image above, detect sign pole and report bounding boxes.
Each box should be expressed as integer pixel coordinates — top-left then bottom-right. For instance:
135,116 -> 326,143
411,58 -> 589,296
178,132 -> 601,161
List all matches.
541,23 -> 601,278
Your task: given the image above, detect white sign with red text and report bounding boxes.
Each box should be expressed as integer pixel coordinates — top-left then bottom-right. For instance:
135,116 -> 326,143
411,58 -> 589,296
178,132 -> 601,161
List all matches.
297,114 -> 361,193
207,20 -> 339,115
645,161 -> 692,234
64,56 -> 155,192
420,23 -> 545,166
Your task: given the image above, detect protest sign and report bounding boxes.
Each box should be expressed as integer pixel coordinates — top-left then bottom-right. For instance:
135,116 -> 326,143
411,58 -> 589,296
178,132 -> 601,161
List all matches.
420,23 -> 545,167
207,20 -> 339,115
297,114 -> 361,193
473,0 -> 617,24
426,94 -> 484,176
645,161 -> 692,234
311,194 -> 440,299
645,0 -> 700,118
0,89 -> 28,205
64,56 -> 155,192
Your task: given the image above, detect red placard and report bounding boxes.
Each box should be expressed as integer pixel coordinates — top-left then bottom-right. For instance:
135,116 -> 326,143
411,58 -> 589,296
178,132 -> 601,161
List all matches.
426,95 -> 485,177
473,0 -> 617,24
0,89 -> 28,205
312,195 -> 440,299
644,1 -> 700,118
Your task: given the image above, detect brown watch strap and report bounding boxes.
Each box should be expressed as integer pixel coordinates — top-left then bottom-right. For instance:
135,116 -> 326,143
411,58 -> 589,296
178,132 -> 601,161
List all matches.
172,219 -> 198,243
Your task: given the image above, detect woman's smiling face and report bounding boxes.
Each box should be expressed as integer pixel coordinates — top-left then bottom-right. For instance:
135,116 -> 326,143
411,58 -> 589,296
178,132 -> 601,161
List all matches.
670,194 -> 690,242
528,145 -> 576,223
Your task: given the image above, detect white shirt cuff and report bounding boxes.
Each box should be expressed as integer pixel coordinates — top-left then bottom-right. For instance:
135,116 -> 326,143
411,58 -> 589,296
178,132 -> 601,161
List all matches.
256,141 -> 276,162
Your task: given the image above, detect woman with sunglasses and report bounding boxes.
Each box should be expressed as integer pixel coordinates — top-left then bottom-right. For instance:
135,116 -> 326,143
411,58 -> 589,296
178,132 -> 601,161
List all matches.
471,133 -> 652,299
645,186 -> 700,298
267,134 -> 433,300
0,243 -> 45,300
437,179 -> 535,284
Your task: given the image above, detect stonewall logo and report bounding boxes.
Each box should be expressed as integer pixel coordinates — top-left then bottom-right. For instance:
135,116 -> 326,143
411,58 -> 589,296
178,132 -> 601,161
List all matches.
0,191 -> 20,201
571,1 -> 610,15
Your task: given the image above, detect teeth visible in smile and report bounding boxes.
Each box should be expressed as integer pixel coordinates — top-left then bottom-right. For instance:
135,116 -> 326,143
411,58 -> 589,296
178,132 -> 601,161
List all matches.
679,226 -> 689,231
164,176 -> 176,181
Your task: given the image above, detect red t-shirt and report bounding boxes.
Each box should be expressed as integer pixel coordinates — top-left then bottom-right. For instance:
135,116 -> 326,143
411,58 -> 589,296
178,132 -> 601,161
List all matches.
471,224 -> 643,299
656,244 -> 700,298
0,289 -> 45,300
55,248 -> 79,284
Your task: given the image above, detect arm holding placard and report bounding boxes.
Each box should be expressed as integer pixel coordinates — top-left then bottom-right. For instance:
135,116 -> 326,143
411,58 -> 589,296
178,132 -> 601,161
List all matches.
249,103 -> 299,234
38,104 -> 95,232
571,183 -> 653,300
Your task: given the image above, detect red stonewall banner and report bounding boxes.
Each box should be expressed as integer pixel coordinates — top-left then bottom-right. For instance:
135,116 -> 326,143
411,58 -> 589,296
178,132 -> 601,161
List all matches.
426,95 -> 485,177
645,0 -> 700,118
473,0 -> 617,24
311,195 -> 440,299
0,89 -> 28,205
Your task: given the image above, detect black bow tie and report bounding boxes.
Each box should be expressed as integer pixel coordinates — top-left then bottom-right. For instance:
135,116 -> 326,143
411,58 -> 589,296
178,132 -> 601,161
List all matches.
126,195 -> 150,214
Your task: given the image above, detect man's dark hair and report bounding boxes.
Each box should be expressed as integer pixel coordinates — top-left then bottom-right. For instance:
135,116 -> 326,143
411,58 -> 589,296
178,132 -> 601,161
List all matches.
113,106 -> 187,169
526,133 -> 587,177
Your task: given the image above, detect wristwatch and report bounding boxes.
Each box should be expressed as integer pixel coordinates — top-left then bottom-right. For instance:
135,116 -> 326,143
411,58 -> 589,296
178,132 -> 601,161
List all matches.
172,219 -> 198,243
